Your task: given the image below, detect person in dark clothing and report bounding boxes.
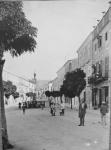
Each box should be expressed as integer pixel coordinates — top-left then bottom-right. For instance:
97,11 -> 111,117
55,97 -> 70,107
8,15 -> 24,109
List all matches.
78,100 -> 87,126
22,103 -> 26,114
18,102 -> 21,109
100,101 -> 107,125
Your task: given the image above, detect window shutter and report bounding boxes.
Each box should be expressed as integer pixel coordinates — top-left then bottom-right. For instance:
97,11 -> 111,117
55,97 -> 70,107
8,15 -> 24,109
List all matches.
96,62 -> 99,73
102,59 -> 105,77
105,56 -> 109,78
99,60 -> 102,75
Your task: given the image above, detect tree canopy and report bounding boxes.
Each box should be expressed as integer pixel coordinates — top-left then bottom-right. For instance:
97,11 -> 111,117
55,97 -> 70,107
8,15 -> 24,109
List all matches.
45,90 -> 62,98
0,1 -> 37,57
60,68 -> 86,99
3,80 -> 17,99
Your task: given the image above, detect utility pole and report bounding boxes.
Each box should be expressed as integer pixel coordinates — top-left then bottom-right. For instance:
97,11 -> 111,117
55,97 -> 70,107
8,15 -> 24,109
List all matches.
109,25 -> 111,150
0,12 -> 4,150
109,38 -> 111,150
109,2 -> 111,150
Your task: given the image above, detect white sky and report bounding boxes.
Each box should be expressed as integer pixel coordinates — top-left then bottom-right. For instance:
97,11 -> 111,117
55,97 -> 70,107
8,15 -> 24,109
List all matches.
4,0 -> 109,80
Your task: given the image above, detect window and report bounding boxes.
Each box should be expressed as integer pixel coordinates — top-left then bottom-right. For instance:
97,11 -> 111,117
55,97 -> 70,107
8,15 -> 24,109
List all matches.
105,32 -> 108,41
105,56 -> 109,78
95,43 -> 97,51
98,36 -> 102,48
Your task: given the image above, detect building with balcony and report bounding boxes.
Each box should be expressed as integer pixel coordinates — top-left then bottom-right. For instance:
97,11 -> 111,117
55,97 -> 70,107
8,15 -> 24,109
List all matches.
88,6 -> 111,108
77,32 -> 93,108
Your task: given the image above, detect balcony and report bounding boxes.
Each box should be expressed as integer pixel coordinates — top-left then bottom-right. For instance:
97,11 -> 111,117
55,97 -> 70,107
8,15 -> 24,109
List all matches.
88,72 -> 107,85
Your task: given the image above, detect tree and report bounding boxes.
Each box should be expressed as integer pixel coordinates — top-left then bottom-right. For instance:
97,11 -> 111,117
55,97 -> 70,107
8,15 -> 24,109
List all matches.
26,92 -> 36,100
3,80 -> 17,104
12,92 -> 19,99
45,91 -> 51,97
0,2 -> 37,149
3,80 -> 17,95
60,68 -> 86,108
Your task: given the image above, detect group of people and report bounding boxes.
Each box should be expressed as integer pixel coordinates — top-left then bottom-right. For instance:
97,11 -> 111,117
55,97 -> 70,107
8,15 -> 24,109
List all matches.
49,96 -> 108,127
19,94 -> 108,126
18,102 -> 26,114
78,99 -> 108,126
49,97 -> 65,116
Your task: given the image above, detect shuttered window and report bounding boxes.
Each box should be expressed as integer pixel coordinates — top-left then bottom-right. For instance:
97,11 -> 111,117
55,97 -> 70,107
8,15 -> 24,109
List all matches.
105,56 -> 109,78
102,59 -> 105,77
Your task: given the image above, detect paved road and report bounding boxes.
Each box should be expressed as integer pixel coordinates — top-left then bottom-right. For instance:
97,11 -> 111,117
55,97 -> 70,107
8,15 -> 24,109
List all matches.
6,105 -> 109,150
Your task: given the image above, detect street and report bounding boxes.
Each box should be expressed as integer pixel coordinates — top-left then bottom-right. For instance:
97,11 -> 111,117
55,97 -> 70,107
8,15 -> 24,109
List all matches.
6,105 -> 109,150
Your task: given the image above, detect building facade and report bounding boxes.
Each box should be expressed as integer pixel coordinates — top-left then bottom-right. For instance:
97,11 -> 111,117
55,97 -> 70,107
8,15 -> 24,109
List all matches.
3,70 -> 35,96
88,6 -> 111,108
77,33 -> 93,108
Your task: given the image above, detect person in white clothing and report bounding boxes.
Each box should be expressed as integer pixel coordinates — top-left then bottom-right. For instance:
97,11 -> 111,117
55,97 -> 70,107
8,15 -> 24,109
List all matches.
60,101 -> 65,116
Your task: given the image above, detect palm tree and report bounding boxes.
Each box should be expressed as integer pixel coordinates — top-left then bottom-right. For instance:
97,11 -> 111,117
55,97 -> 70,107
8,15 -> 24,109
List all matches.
0,1 -> 37,149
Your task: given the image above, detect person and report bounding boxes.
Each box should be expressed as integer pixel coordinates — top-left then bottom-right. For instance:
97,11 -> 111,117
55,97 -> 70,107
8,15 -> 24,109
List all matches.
22,103 -> 26,114
100,101 -> 107,126
50,101 -> 56,116
18,102 -> 21,109
60,101 -> 65,116
78,99 -> 87,126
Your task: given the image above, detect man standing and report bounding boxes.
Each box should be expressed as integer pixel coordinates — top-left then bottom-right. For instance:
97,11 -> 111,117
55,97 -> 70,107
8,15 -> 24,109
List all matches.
22,103 -> 26,114
100,101 -> 108,126
78,99 -> 87,126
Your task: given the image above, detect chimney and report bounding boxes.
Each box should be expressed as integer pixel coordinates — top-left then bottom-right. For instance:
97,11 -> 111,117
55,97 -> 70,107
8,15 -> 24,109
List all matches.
109,1 -> 111,8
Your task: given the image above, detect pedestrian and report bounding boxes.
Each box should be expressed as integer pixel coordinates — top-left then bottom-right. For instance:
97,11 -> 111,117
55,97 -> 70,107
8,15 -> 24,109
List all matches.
100,101 -> 107,126
50,102 -> 56,116
18,102 -> 21,109
22,103 -> 26,114
60,101 -> 65,116
78,99 -> 87,126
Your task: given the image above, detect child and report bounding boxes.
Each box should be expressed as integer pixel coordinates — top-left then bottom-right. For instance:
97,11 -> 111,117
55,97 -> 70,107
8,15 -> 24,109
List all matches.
60,102 -> 65,116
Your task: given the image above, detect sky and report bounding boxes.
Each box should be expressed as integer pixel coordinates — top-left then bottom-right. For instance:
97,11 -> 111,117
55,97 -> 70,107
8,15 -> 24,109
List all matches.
3,0 -> 109,81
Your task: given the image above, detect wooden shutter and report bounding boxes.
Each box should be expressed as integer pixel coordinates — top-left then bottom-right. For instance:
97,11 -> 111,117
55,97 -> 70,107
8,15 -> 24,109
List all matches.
105,56 -> 109,78
102,59 -> 105,77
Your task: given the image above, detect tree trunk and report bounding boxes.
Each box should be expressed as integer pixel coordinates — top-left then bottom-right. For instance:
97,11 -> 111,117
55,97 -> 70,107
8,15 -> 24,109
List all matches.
0,59 -> 9,149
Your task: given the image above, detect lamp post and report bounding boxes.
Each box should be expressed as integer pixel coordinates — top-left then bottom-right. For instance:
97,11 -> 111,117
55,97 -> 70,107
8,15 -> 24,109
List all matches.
0,14 -> 3,150
109,36 -> 111,150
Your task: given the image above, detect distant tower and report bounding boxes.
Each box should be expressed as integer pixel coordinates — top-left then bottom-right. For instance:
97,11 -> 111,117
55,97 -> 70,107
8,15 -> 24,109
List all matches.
34,72 -> 37,91
33,72 -> 37,100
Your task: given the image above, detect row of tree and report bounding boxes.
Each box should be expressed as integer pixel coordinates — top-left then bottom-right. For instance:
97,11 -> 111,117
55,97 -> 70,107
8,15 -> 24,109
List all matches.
45,68 -> 86,107
3,80 -> 19,100
45,90 -> 62,98
26,92 -> 36,100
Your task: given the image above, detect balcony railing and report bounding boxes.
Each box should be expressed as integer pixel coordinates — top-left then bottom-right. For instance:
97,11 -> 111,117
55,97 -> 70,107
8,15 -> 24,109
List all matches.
88,72 -> 108,85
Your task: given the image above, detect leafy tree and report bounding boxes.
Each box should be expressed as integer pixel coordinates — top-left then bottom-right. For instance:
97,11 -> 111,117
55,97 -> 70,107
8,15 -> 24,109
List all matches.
0,1 -> 37,148
60,68 -> 86,108
3,80 -> 17,98
26,92 -> 33,97
45,91 -> 51,97
26,92 -> 36,100
12,92 -> 19,99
